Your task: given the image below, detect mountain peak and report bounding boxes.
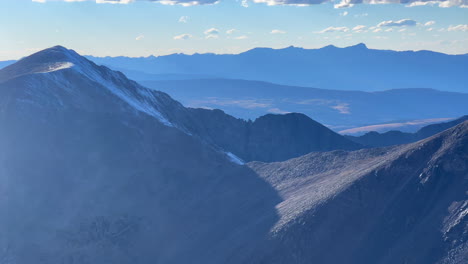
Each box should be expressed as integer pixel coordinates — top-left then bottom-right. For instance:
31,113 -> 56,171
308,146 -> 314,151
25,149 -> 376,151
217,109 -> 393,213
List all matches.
321,44 -> 338,50
348,43 -> 368,49
0,46 -> 91,82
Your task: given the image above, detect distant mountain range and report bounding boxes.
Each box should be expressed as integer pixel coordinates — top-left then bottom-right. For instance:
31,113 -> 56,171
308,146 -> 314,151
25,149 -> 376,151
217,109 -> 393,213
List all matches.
347,115 -> 468,147
1,46 -> 466,264
80,43 -> 468,92
141,78 -> 468,129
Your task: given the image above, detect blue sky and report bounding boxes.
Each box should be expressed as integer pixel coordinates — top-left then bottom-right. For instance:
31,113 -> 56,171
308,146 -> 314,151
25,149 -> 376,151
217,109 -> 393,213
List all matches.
0,0 -> 467,60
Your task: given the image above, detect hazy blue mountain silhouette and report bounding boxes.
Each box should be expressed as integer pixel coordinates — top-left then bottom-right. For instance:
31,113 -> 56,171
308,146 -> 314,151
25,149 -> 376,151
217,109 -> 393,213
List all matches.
347,115 -> 468,147
87,43 -> 468,92
142,78 -> 468,128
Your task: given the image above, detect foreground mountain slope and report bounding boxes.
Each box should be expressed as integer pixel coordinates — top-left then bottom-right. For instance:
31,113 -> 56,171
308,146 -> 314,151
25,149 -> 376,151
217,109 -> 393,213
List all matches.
88,44 -> 468,92
0,46 -> 282,264
142,79 -> 468,127
249,121 -> 468,264
347,115 -> 468,147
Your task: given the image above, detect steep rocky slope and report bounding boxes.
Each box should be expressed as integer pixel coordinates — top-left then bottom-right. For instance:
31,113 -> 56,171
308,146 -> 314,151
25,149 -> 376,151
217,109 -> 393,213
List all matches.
188,108 -> 361,162
249,121 -> 468,264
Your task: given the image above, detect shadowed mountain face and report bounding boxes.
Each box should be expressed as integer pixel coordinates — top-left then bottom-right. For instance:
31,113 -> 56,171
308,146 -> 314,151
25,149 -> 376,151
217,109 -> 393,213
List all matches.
87,44 -> 468,92
187,108 -> 361,162
249,121 -> 468,264
347,115 -> 468,147
0,46 -> 282,264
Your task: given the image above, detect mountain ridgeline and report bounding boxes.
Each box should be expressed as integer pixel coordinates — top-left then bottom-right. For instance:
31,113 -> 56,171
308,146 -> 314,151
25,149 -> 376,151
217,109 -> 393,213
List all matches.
187,108 -> 361,162
347,115 -> 468,147
87,43 -> 468,92
0,46 -> 466,264
141,78 -> 468,128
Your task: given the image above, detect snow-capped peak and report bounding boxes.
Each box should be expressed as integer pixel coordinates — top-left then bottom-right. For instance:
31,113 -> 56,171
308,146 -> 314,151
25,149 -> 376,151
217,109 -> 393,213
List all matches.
0,46 -> 175,127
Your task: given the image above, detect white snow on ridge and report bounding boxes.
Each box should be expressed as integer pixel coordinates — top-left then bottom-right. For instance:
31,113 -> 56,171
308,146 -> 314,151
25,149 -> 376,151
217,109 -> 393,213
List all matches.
23,46 -> 174,128
84,66 -> 174,127
39,62 -> 74,73
226,152 -> 245,165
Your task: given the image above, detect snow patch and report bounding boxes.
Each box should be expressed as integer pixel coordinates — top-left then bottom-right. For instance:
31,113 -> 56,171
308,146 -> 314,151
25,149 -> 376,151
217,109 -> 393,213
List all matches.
39,62 -> 74,73
226,152 -> 245,165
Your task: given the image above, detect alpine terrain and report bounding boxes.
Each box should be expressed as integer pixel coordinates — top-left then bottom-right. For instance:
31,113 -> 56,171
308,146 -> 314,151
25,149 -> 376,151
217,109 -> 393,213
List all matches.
0,46 -> 466,264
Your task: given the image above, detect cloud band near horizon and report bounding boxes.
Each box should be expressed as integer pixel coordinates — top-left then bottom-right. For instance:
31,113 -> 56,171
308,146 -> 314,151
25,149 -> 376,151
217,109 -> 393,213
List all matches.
32,0 -> 468,8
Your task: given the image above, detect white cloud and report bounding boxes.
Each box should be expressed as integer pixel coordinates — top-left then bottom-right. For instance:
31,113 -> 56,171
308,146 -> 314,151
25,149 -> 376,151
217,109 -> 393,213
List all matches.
204,28 -> 220,35
271,29 -> 286,34
226,29 -> 237,34
178,16 -> 189,23
335,0 -> 468,8
135,35 -> 145,41
96,0 -> 134,3
424,21 -> 436,26
340,11 -> 348,16
204,28 -> 220,39
32,0 -> 468,7
253,0 -> 328,6
448,24 -> 468,32
352,25 -> 366,32
173,33 -> 192,40
384,28 -> 393,32
317,26 -> 349,33
373,28 -> 383,33
32,0 -> 219,6
234,35 -> 249,39
407,0 -> 468,8
377,19 -> 417,27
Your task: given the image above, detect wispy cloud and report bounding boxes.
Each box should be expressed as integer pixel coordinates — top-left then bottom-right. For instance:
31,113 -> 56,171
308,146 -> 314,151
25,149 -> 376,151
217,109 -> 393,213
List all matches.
173,33 -> 192,40
448,24 -> 468,32
32,0 -> 220,6
424,21 -> 436,26
234,35 -> 249,39
135,35 -> 145,41
32,0 -> 468,7
352,25 -> 366,32
226,29 -> 237,34
377,19 -> 417,27
178,16 -> 189,23
204,28 -> 220,39
317,26 -> 349,33
335,0 -> 467,8
271,29 -> 286,34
